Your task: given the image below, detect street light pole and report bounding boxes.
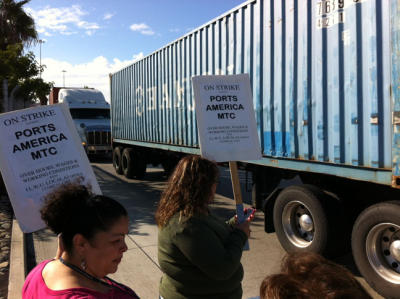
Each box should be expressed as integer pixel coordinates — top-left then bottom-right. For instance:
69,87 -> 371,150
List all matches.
62,70 -> 66,87
38,39 -> 44,79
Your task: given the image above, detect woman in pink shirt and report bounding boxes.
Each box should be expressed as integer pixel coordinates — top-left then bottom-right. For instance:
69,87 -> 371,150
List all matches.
22,182 -> 139,298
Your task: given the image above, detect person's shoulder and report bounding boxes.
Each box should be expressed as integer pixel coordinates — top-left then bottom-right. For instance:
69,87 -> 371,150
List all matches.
60,295 -> 92,299
188,213 -> 211,224
53,289 -> 111,299
25,259 -> 52,280
46,287 -> 135,299
162,213 -> 213,237
35,259 -> 53,269
111,288 -> 140,299
164,213 -> 202,230
180,214 -> 215,234
108,279 -> 140,298
61,294 -> 98,299
23,261 -> 49,298
161,213 -> 181,229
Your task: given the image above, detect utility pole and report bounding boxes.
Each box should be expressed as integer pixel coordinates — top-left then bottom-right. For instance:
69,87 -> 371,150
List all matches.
38,39 -> 45,79
62,70 -> 66,87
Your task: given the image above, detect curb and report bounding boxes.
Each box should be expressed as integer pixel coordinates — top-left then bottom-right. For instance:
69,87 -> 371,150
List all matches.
7,219 -> 26,299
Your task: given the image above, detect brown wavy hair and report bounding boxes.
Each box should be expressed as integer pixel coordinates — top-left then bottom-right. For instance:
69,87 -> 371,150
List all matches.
155,155 -> 219,227
260,252 -> 371,299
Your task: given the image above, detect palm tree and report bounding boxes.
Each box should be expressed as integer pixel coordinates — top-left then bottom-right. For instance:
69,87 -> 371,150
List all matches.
0,0 -> 38,51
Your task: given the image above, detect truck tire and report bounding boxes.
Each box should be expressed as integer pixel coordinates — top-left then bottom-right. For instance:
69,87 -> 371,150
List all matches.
112,147 -> 123,175
122,148 -> 146,179
162,157 -> 179,175
122,148 -> 134,178
351,201 -> 400,299
273,185 -> 329,255
251,183 -> 262,209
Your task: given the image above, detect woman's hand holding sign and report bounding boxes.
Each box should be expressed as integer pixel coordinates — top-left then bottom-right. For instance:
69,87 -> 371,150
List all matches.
235,208 -> 256,238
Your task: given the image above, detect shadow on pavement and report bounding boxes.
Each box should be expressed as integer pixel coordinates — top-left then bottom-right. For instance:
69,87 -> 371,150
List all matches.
88,154 -> 112,164
25,233 -> 36,273
92,166 -> 166,236
25,162 -> 372,296
333,252 -> 361,276
92,164 -> 254,238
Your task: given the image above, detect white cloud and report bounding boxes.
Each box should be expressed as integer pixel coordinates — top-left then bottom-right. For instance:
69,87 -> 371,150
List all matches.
26,5 -> 100,36
169,28 -> 180,33
41,53 -> 144,103
60,31 -> 77,36
77,20 -> 99,30
129,23 -> 148,31
129,23 -> 155,35
103,13 -> 114,20
141,30 -> 155,35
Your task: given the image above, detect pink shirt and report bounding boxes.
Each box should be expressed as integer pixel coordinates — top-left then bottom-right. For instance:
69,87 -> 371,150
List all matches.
22,260 -> 139,299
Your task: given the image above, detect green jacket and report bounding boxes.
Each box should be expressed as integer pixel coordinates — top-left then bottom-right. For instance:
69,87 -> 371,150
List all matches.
158,212 -> 248,299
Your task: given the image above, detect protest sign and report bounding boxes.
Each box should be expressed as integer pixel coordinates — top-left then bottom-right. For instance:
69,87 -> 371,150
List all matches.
192,74 -> 261,162
192,74 -> 261,250
0,103 -> 101,233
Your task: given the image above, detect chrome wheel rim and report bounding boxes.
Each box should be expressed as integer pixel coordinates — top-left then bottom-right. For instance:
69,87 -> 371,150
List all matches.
282,201 -> 315,248
366,223 -> 400,284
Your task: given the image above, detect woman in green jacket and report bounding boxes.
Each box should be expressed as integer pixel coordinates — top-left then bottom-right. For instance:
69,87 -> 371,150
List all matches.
155,155 -> 251,299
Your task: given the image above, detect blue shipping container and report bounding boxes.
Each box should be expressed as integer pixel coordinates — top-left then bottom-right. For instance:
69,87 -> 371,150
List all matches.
111,0 -> 399,187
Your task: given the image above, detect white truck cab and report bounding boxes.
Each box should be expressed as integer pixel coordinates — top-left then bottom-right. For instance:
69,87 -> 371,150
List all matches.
58,88 -> 111,155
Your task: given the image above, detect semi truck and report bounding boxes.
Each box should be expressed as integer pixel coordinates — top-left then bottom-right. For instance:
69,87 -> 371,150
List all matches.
49,87 -> 112,155
109,0 -> 400,297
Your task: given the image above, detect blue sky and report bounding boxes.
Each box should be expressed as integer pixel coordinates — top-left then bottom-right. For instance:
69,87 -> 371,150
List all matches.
25,0 -> 246,101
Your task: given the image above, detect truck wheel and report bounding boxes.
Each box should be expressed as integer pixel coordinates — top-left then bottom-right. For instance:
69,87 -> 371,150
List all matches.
251,183 -> 262,209
122,148 -> 146,179
112,147 -> 123,175
273,185 -> 329,255
162,157 -> 179,175
134,157 -> 146,179
122,148 -> 134,178
351,201 -> 400,298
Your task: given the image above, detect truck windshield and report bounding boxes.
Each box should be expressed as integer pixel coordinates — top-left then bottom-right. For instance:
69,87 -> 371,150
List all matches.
70,109 -> 110,119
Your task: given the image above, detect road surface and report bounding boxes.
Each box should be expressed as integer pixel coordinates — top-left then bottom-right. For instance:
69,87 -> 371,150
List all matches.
28,160 -> 382,298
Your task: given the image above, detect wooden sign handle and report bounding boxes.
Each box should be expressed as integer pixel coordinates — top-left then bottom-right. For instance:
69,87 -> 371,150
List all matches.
229,161 -> 243,204
229,161 -> 249,250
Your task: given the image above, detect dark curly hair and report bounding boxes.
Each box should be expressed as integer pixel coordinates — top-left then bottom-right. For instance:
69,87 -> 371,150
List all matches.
40,182 -> 127,252
260,252 -> 372,299
155,155 -> 219,227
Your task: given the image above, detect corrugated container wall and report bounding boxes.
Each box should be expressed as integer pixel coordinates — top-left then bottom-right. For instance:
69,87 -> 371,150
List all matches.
111,0 -> 400,185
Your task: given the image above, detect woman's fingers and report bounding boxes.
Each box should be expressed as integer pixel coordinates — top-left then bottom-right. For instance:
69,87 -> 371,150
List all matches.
236,208 -> 256,222
245,208 -> 256,222
236,221 -> 251,238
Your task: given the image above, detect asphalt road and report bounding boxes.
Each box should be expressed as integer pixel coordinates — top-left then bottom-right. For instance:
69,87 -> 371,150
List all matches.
29,159 -> 382,299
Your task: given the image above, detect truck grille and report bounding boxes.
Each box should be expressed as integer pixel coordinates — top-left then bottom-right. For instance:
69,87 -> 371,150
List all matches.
87,131 -> 111,145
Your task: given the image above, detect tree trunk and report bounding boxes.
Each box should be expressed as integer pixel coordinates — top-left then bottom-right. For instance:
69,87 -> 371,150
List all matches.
39,96 -> 47,105
9,85 -> 20,110
2,79 -> 8,113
